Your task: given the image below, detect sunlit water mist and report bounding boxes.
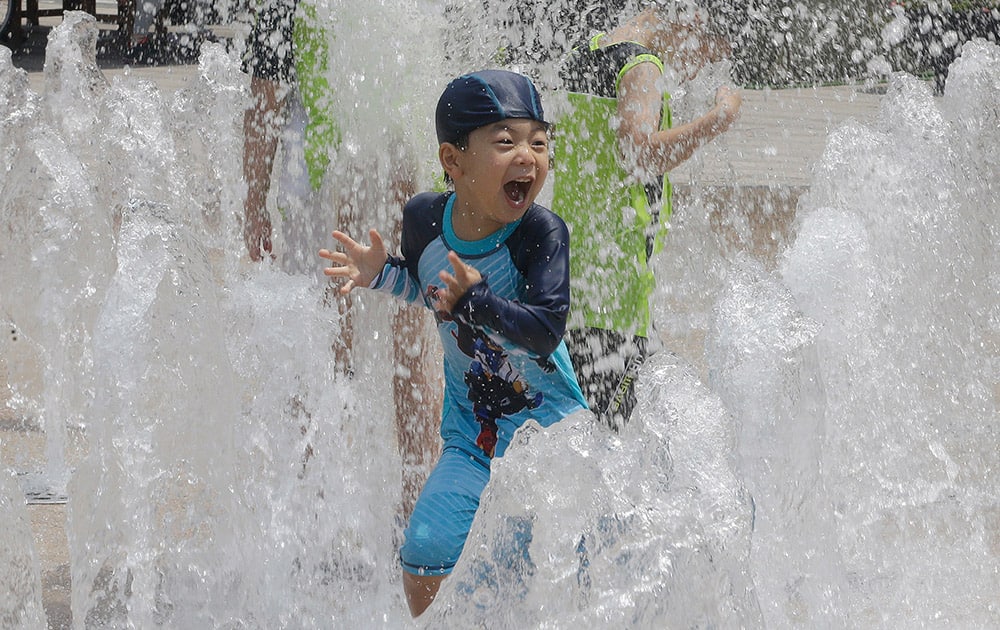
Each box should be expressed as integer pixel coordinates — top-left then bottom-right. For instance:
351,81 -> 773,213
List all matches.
1,4 -> 440,626
1,4 -> 999,630
656,41 -> 1000,628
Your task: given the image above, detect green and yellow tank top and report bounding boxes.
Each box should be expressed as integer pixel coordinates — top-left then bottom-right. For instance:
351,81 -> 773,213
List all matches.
553,34 -> 672,338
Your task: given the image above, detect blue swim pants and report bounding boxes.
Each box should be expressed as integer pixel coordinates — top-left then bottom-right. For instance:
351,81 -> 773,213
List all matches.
399,445 -> 490,576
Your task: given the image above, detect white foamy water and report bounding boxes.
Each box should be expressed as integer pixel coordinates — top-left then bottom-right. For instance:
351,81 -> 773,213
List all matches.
1,4 -> 998,629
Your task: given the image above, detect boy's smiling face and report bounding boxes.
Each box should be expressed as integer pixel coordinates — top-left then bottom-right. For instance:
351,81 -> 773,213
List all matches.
440,118 -> 550,240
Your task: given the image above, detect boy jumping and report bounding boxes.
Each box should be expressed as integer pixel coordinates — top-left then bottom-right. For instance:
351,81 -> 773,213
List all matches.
319,69 -> 587,617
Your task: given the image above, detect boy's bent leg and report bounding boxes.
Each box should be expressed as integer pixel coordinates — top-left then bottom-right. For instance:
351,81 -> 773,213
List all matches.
402,572 -> 447,617
399,446 -> 490,616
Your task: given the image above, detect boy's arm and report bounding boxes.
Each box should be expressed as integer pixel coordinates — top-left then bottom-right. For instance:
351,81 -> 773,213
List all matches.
369,256 -> 424,303
321,195 -> 433,304
320,229 -> 414,297
450,212 -> 570,358
617,62 -> 741,177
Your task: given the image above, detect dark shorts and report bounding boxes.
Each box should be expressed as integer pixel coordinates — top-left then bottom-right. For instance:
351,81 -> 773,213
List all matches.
242,0 -> 298,84
566,327 -> 649,431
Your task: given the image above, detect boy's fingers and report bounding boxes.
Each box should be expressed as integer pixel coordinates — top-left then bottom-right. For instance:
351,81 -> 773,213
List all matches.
319,249 -> 350,266
331,230 -> 360,252
448,251 -> 469,280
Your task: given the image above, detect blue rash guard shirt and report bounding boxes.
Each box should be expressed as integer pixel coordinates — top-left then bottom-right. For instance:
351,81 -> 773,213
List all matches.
373,191 -> 587,460
373,191 -> 587,576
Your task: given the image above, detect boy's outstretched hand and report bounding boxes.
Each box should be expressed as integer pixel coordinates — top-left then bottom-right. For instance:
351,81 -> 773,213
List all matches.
319,229 -> 387,295
433,251 -> 483,314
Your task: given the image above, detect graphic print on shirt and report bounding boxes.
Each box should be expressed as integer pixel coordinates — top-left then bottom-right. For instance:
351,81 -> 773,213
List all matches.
429,283 -> 544,458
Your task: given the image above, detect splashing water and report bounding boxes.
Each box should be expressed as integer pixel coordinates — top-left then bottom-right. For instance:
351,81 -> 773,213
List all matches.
1,3 -> 999,629
0,468 -> 46,627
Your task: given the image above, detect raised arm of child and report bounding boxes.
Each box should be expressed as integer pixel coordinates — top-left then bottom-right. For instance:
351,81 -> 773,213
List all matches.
618,61 -> 741,178
318,231 -> 485,311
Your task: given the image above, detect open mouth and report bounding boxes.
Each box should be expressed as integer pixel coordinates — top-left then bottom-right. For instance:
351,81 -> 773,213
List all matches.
503,178 -> 531,204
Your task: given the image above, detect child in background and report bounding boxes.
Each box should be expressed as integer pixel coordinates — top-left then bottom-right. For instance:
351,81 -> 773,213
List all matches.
554,3 -> 741,430
242,1 -> 440,521
319,69 -> 587,617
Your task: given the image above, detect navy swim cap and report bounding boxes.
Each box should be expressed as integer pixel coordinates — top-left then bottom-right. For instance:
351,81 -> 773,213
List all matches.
435,70 -> 548,145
